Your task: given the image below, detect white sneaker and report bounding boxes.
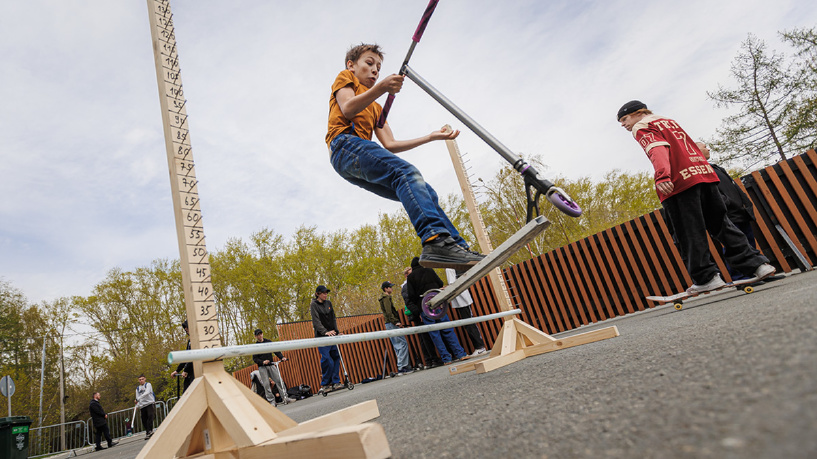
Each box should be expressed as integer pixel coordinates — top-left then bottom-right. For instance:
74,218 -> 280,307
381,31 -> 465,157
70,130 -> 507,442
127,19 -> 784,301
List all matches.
686,273 -> 726,295
284,397 -> 297,404
753,263 -> 776,280
469,348 -> 486,357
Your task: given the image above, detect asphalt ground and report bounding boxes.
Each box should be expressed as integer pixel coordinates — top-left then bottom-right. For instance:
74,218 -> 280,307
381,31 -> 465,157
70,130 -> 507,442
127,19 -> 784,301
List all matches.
71,269 -> 816,459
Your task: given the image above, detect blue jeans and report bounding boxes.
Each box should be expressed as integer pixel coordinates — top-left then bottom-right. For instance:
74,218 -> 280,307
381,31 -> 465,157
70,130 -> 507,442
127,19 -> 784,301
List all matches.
385,323 -> 410,370
330,134 -> 465,245
318,345 -> 341,386
421,312 -> 466,362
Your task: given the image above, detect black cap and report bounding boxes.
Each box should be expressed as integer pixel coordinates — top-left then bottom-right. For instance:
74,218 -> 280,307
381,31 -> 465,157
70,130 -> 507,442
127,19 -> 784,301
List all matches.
381,281 -> 395,290
411,257 -> 421,268
254,329 -> 263,336
316,285 -> 330,294
182,320 -> 188,329
617,100 -> 647,121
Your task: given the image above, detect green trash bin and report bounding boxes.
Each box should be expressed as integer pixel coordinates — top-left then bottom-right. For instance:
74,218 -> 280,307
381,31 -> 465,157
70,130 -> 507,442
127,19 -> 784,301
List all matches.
0,416 -> 32,458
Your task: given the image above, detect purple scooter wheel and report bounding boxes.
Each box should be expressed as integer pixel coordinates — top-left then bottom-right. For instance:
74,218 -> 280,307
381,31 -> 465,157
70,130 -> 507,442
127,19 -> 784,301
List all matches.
547,189 -> 582,217
421,289 -> 447,319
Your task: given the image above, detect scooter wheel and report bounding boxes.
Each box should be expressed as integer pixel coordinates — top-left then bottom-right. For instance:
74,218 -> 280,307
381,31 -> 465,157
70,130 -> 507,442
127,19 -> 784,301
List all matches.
422,289 -> 447,319
321,390 -> 328,397
547,188 -> 582,217
347,384 -> 354,390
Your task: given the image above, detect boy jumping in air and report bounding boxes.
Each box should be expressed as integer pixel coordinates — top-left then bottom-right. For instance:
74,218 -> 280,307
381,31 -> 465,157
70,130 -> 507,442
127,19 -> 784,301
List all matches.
617,100 -> 775,293
326,43 -> 484,270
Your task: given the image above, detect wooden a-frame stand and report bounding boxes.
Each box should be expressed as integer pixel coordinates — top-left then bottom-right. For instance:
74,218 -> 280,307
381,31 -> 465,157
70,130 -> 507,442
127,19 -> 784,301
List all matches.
138,362 -> 389,458
441,128 -> 619,376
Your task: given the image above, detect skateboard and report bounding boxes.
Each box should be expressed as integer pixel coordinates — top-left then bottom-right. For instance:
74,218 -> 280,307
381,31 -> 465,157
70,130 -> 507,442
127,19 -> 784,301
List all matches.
646,275 -> 768,310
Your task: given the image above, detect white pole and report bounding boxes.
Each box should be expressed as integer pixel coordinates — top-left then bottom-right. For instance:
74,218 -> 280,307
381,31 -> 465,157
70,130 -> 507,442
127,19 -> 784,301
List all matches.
59,336 -> 66,450
169,309 -> 521,364
38,337 -> 46,426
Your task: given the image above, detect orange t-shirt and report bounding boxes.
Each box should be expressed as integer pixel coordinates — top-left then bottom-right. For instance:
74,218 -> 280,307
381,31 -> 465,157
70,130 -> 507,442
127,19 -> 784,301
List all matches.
325,70 -> 383,149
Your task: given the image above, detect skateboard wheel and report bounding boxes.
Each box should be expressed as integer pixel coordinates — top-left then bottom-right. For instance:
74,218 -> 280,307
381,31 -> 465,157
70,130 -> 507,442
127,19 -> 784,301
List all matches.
674,303 -> 683,310
743,286 -> 754,293
421,289 -> 447,319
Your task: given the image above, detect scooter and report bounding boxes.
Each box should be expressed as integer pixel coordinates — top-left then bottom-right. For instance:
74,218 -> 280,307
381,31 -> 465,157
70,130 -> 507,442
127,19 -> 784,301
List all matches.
378,0 -> 582,221
319,346 -> 355,396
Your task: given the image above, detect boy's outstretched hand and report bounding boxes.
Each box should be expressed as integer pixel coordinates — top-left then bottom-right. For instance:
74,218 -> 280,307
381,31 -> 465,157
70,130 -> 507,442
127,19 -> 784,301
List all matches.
431,126 -> 460,141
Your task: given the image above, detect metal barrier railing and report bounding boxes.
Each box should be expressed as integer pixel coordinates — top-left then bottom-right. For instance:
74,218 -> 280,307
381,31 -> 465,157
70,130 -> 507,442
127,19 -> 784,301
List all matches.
29,420 -> 89,458
85,400 -> 169,447
28,399 -> 175,457
166,397 -> 179,412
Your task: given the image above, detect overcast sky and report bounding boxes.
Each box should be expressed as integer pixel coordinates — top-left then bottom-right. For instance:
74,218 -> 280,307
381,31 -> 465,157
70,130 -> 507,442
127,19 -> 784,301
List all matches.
2,0 -> 815,305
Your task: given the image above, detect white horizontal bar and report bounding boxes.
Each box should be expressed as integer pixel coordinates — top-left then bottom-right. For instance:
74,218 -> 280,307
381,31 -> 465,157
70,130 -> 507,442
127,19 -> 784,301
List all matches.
168,309 -> 521,364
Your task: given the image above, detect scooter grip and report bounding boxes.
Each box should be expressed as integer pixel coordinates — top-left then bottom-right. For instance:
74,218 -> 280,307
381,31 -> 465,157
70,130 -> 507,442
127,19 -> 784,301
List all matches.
377,94 -> 396,128
412,0 -> 440,42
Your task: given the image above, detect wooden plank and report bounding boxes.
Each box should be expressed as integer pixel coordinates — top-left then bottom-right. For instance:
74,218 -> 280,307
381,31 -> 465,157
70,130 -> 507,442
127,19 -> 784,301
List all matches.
523,326 -> 620,358
244,423 -> 390,459
511,318 -> 556,345
474,349 -> 526,374
204,377 -> 279,447
500,319 -> 518,355
278,401 -> 380,437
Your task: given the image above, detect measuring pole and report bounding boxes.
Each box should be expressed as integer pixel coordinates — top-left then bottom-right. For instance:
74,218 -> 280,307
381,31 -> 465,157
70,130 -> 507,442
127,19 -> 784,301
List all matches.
146,0 -> 221,375
442,126 -> 514,312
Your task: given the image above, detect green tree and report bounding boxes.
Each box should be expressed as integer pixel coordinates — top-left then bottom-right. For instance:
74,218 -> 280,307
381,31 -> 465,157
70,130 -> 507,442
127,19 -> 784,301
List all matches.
707,33 -> 812,168
781,27 -> 817,153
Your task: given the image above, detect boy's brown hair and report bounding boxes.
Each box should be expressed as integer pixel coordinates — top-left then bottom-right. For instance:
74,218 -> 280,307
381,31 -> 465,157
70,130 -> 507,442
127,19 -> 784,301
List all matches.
345,43 -> 384,66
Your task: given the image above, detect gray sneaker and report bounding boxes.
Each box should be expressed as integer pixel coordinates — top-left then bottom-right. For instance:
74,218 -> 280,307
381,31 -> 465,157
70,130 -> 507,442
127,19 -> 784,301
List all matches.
419,237 -> 485,270
685,273 -> 726,295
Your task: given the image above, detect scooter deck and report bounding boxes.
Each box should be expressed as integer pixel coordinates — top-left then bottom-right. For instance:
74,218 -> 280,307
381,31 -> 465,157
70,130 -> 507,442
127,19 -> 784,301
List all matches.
646,274 -> 766,303
318,384 -> 354,397
427,216 -> 550,308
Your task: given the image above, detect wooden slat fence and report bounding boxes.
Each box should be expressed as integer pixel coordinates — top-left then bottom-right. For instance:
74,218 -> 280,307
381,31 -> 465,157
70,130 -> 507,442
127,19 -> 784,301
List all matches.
234,150 -> 817,389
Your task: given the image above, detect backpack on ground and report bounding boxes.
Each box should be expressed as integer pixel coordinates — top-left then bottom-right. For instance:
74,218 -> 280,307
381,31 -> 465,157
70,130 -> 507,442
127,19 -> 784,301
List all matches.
287,384 -> 312,399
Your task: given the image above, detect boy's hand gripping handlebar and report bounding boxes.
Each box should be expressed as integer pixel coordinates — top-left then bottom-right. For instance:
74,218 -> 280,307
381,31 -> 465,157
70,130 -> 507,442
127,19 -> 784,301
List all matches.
376,0 -> 439,128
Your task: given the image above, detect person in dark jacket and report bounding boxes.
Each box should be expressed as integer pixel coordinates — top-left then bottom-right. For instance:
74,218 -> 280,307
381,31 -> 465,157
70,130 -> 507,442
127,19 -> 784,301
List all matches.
406,257 -> 468,364
170,320 -> 194,393
310,285 -> 342,391
697,142 -> 760,279
89,392 -> 118,451
252,329 -> 295,405
401,266 -> 442,368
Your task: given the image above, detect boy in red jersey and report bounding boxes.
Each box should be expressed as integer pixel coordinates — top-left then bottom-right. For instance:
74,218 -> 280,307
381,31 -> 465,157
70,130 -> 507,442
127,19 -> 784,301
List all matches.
326,43 -> 484,270
617,101 -> 774,293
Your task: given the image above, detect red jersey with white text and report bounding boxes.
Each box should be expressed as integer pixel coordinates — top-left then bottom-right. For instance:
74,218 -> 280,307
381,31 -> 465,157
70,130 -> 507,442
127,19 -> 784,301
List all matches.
632,115 -> 718,202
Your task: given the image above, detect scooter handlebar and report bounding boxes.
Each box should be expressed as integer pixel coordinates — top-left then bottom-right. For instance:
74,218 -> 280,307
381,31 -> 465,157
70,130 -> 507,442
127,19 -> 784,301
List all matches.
412,0 -> 440,42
